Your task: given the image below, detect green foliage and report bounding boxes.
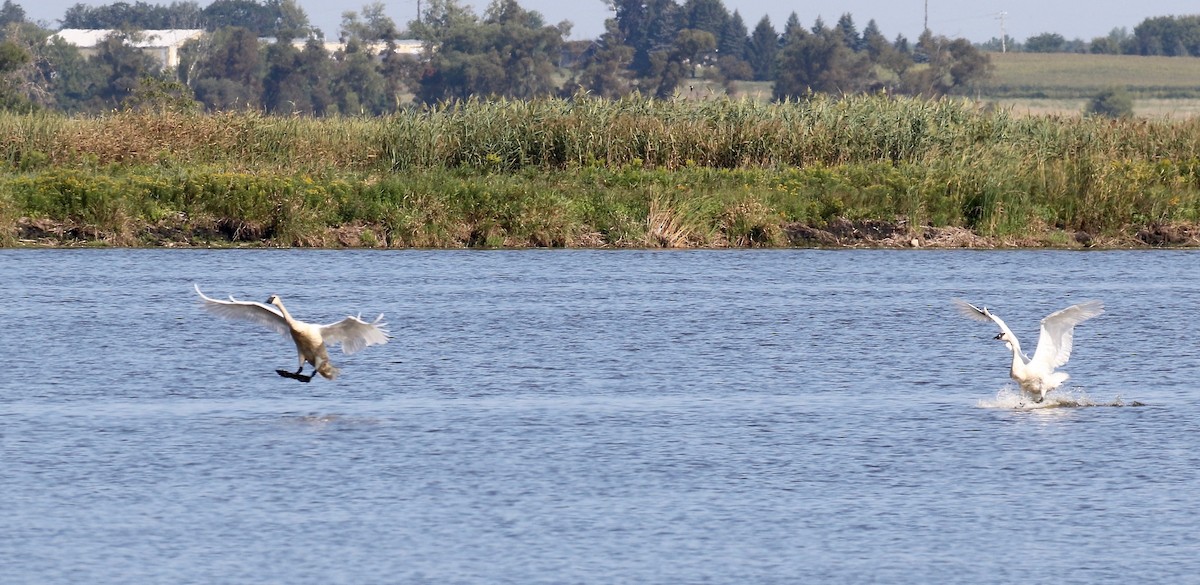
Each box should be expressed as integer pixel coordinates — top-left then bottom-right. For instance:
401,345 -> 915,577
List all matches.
1025,33 -> 1067,53
745,16 -> 777,81
1131,15 -> 1200,56
60,0 -> 204,29
180,26 -> 264,111
1086,87 -> 1134,118
413,0 -> 565,103
774,27 -> 872,99
6,96 -> 1200,247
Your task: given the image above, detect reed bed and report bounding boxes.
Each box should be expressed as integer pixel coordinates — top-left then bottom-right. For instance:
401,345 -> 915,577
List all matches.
4,94 -> 1200,247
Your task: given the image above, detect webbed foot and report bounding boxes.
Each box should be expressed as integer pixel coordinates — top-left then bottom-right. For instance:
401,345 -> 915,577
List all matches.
276,369 -> 314,382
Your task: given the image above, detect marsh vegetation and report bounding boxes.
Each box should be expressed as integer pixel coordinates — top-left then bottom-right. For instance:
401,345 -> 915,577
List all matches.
4,94 -> 1200,248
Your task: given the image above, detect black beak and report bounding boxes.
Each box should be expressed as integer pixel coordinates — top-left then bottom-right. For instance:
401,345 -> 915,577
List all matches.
993,333 -> 1004,340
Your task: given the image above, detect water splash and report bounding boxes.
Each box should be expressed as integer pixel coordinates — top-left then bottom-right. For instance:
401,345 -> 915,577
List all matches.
977,386 -> 1144,409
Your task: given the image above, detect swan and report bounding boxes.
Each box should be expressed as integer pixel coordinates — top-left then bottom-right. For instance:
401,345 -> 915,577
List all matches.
195,284 -> 390,382
954,299 -> 1103,402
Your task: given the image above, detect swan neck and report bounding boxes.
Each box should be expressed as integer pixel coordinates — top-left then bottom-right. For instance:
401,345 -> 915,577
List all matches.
274,300 -> 296,325
1008,337 -> 1026,368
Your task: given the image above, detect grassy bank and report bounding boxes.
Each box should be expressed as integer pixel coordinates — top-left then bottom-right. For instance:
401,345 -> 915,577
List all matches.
4,94 -> 1200,248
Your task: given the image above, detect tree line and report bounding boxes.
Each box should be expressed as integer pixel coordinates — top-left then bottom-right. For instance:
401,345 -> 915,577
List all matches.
0,0 -> 999,115
984,15 -> 1200,56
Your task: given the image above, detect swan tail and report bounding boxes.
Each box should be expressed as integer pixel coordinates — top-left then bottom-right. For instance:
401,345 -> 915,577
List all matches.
317,362 -> 340,380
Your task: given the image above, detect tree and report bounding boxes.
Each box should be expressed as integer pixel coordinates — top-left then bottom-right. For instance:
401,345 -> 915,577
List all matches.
643,28 -> 713,97
900,31 -> 991,97
862,18 -> 910,85
330,38 -> 388,114
573,19 -> 635,98
1086,87 -> 1134,118
1090,27 -> 1130,54
0,0 -> 25,28
180,26 -> 263,110
61,1 -> 203,29
774,26 -> 871,99
716,10 -> 750,81
718,9 -> 746,59
87,31 -> 170,109
1024,32 -> 1066,53
340,2 -> 399,43
782,12 -> 804,40
681,0 -> 728,38
745,15 -> 776,81
262,37 -> 330,114
202,0 -> 314,37
1131,15 -> 1200,56
835,13 -> 860,52
0,39 -> 31,109
412,0 -> 566,103
610,0 -> 681,77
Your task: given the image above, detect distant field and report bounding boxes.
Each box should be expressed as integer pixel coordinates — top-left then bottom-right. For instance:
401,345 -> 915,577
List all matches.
990,97 -> 1200,118
681,55 -> 1200,117
982,52 -> 1200,99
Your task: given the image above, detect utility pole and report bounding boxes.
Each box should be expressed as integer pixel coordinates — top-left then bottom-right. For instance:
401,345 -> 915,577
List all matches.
997,11 -> 1008,52
924,0 -> 928,32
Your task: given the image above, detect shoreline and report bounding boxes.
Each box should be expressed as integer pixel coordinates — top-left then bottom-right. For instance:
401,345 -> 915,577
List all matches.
10,216 -> 1197,250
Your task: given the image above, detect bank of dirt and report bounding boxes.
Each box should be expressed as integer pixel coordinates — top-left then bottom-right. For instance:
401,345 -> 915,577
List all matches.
8,216 -> 1196,249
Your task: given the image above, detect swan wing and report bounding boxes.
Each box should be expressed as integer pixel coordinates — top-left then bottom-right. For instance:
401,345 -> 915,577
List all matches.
954,299 -> 1028,361
953,299 -> 1016,338
1031,300 -> 1104,369
194,284 -> 289,337
320,314 -> 390,355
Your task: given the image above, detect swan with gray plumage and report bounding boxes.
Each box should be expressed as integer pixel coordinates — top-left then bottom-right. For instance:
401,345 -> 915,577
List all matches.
195,284 -> 390,382
955,299 -> 1103,402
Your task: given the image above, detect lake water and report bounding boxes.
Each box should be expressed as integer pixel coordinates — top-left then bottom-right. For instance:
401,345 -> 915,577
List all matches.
2,248 -> 1198,583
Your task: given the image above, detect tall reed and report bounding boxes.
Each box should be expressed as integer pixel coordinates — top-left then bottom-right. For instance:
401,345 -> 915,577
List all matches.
5,95 -> 1200,246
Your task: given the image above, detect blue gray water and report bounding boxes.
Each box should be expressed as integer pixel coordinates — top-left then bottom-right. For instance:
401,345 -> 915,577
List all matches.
2,249 -> 1198,583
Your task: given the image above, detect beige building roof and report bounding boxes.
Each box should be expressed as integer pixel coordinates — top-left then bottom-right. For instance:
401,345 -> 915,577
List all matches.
52,29 -> 205,69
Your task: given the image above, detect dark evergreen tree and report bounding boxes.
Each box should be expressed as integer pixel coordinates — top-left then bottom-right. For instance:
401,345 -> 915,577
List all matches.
715,9 -> 750,81
719,9 -> 746,58
774,26 -> 871,99
0,0 -> 25,28
782,12 -> 804,41
745,15 -> 776,81
573,19 -> 635,98
682,0 -> 728,38
611,0 -> 681,76
835,13 -> 860,52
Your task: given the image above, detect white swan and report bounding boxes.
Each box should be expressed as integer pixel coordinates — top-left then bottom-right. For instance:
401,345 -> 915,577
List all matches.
195,284 -> 390,382
955,299 -> 1103,402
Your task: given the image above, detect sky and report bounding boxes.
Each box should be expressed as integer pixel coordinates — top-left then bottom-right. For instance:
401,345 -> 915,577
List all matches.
25,0 -> 1200,44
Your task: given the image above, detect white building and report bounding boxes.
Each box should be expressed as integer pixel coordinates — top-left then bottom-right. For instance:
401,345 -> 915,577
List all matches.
52,29 -> 205,70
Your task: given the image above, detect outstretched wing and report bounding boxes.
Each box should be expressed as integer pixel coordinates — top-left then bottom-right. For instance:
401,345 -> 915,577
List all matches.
320,314 -> 390,354
1031,300 -> 1104,369
194,284 -> 289,337
953,299 -> 1016,337
953,299 -> 1027,361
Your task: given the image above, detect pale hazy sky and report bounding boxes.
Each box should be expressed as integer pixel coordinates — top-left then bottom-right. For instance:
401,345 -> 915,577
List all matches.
26,0 -> 1200,44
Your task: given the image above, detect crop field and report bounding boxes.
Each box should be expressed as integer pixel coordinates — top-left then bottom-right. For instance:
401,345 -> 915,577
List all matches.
981,52 -> 1200,99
